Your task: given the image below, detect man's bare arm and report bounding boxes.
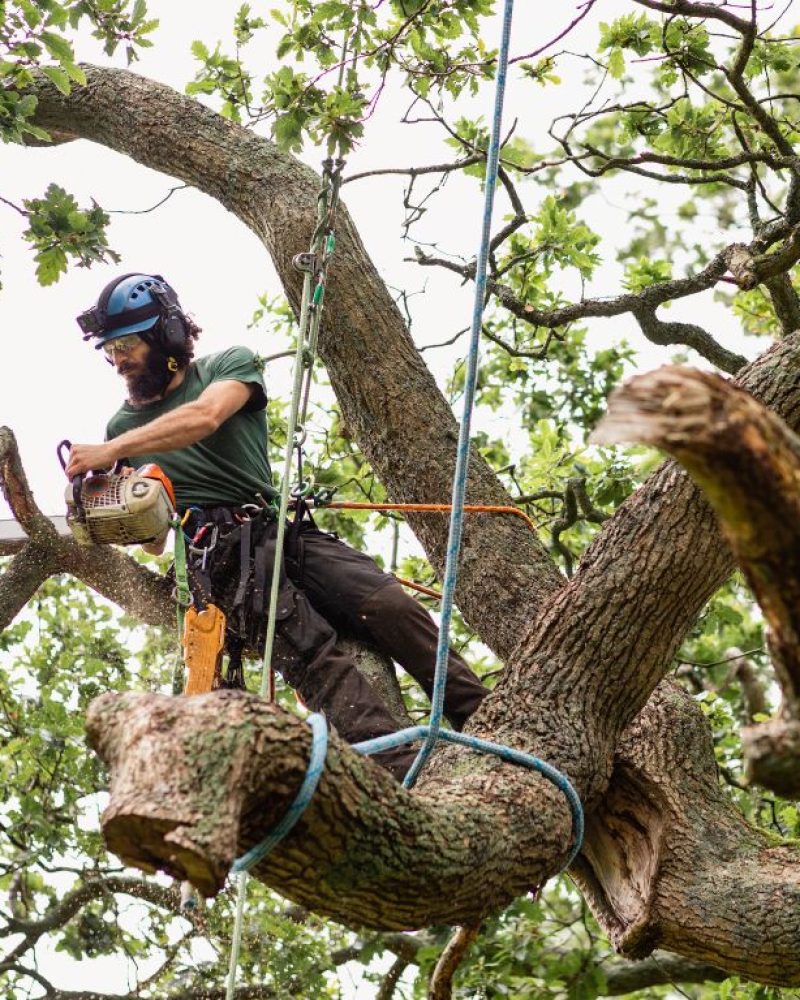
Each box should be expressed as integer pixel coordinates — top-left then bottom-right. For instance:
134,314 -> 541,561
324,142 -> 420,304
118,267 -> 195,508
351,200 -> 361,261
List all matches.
65,380 -> 256,477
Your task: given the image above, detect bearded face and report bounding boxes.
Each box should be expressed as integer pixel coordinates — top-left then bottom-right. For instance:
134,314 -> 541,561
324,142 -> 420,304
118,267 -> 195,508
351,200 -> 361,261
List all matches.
114,338 -> 176,405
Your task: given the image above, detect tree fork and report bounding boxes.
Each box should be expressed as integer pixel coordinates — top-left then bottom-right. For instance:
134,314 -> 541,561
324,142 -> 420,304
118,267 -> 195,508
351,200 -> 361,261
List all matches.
573,682 -> 800,985
8,64 -> 800,985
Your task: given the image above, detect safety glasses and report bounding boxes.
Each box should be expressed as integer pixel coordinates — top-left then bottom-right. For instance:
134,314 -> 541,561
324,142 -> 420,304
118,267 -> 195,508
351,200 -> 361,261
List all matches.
102,335 -> 142,357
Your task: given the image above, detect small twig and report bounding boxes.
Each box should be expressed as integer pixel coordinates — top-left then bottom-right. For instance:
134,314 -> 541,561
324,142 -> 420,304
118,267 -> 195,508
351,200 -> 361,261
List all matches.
679,647 -> 766,669
106,184 -> 188,215
419,326 -> 470,352
509,0 -> 599,66
0,194 -> 27,216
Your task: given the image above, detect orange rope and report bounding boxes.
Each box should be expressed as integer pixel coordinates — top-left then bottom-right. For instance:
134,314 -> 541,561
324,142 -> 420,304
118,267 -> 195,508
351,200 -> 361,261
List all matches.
314,500 -> 537,534
393,576 -> 442,599
309,500 -> 537,600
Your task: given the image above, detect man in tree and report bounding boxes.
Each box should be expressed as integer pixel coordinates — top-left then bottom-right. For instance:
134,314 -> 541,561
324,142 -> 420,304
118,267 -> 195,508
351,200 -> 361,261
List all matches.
65,271 -> 488,779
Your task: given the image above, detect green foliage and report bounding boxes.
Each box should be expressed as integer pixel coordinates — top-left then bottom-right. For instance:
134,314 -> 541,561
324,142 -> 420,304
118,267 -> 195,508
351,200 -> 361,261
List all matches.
531,196 -> 602,279
623,256 -> 673,294
22,182 -> 120,284
1,1 -> 157,283
718,271 -> 800,338
0,0 -> 157,137
0,568 -> 353,997
186,37 -> 255,122
652,98 -> 727,161
184,0 -> 500,153
444,116 -> 542,176
519,56 -> 560,88
474,325 -> 634,437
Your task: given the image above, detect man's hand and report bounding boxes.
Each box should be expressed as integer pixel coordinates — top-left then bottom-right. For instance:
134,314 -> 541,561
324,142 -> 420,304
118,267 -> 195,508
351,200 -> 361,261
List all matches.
66,442 -> 120,477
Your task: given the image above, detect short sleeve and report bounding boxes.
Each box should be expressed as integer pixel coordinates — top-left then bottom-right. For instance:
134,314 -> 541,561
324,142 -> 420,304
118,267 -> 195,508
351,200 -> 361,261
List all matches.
206,346 -> 267,412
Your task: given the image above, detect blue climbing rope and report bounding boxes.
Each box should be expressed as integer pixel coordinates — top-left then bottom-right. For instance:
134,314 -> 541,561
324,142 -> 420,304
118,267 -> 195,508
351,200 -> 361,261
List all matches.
402,0 -> 516,789
225,2 -> 582,991
354,728 -> 583,870
231,713 -> 329,873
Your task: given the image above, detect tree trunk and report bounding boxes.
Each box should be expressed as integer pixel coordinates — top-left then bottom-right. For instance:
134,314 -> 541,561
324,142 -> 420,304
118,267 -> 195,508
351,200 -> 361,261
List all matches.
3,66 -> 799,984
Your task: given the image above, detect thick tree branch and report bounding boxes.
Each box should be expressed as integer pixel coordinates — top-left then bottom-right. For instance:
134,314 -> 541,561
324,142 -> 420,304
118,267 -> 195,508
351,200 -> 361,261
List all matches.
414,242 -> 756,371
357,930 -> 729,996
631,306 -> 747,373
594,364 -> 800,796
602,952 -> 727,995
725,646 -> 770,724
0,542 -> 60,630
86,690 -> 577,926
572,682 -> 800,984
763,272 -> 800,335
632,0 -> 757,33
0,427 -> 56,541
428,924 -> 479,1000
0,427 -> 172,631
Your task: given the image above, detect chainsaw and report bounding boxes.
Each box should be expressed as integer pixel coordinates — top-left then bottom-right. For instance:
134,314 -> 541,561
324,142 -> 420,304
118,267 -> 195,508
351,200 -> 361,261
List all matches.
58,440 -> 176,546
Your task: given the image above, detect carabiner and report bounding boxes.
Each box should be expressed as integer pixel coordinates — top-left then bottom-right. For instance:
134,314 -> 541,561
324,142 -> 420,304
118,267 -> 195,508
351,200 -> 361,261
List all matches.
291,478 -> 314,500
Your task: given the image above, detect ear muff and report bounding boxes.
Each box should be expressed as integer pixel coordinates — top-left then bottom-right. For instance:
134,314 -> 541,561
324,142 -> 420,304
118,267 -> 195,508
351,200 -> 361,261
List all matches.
149,278 -> 188,357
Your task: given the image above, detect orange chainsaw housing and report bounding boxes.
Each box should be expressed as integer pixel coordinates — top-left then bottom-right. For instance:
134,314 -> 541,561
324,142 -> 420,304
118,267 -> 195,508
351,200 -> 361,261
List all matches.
136,462 -> 177,509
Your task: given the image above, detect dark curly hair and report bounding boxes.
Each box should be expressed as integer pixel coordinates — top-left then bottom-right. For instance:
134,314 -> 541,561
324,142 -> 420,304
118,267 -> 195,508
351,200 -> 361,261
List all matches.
172,312 -> 201,368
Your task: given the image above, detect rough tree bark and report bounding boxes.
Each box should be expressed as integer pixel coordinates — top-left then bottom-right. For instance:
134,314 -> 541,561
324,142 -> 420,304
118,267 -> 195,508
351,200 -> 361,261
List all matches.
596,366 -> 800,798
2,65 -> 800,985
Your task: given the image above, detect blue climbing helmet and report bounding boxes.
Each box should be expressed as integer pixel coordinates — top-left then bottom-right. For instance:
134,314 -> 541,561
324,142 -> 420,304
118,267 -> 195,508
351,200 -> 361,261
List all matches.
76,273 -> 187,352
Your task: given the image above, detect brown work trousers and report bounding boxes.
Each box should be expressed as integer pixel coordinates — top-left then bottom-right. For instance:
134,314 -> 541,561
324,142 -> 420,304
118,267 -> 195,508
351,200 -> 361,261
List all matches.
271,522 -> 488,780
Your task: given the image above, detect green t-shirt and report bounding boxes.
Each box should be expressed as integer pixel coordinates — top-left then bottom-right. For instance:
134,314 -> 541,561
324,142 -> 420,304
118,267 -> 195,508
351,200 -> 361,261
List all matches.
106,347 -> 277,510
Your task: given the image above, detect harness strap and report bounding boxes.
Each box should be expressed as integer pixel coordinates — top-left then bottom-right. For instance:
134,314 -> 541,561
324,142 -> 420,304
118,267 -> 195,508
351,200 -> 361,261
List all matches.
251,533 -> 271,627
233,518 -> 252,624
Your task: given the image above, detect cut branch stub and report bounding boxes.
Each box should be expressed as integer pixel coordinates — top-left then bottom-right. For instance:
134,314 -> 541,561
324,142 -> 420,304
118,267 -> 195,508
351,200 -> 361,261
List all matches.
86,690 -> 575,930
594,366 -> 800,796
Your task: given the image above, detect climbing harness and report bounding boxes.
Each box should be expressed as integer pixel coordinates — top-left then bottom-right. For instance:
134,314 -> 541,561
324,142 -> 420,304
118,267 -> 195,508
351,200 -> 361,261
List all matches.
178,504 -> 285,692
224,3 -> 583,995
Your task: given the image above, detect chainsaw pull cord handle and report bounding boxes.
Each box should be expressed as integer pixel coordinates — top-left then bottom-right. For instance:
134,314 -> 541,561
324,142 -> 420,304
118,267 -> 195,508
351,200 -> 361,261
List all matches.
56,439 -> 71,471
